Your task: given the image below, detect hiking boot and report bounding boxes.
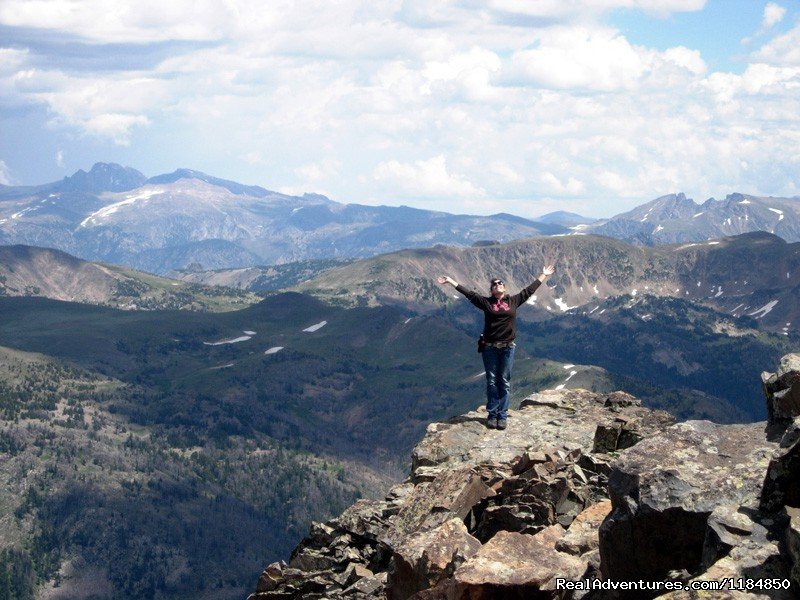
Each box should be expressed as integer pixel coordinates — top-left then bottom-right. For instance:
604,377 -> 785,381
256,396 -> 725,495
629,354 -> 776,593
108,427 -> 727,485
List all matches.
486,418 -> 498,429
496,419 -> 508,430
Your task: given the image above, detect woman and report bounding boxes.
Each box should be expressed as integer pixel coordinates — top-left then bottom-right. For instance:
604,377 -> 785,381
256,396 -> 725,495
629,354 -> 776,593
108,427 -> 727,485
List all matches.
438,265 -> 555,430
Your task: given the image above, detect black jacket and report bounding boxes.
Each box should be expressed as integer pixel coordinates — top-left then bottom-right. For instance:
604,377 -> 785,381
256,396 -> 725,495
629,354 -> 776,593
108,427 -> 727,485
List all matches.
455,280 -> 542,343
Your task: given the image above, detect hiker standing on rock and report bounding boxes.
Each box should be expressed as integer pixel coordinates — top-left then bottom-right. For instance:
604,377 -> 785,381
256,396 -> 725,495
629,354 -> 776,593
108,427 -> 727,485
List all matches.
438,265 -> 555,430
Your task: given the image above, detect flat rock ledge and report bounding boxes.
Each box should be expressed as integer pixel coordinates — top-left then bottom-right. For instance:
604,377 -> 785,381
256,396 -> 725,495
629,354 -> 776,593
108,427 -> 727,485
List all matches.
248,355 -> 800,600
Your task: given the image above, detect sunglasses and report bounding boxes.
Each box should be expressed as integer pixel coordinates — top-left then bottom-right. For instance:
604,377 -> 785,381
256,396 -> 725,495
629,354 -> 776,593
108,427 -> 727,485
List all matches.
491,281 -> 504,287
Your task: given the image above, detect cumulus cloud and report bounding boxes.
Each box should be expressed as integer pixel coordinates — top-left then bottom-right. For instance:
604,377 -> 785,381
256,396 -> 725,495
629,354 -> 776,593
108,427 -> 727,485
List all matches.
761,3 -> 786,31
373,155 -> 484,199
504,27 -> 647,91
0,0 -> 230,43
752,21 -> 800,66
295,159 -> 342,182
3,67 -> 163,143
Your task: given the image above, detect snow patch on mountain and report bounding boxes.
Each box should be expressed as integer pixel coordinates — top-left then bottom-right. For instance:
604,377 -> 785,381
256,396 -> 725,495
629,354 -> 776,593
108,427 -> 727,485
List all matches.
80,189 -> 166,227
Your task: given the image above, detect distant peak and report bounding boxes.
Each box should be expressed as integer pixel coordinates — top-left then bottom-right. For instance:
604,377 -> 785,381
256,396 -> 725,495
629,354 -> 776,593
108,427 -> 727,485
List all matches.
724,193 -> 749,202
146,169 -> 274,198
59,162 -> 147,193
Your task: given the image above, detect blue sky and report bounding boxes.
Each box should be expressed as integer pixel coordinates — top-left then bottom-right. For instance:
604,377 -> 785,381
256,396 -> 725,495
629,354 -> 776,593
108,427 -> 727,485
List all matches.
1,0 -> 799,218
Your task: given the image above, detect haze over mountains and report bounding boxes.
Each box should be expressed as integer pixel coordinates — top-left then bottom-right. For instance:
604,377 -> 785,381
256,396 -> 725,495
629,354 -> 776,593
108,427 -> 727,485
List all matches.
0,163 -> 566,274
3,163 -> 800,276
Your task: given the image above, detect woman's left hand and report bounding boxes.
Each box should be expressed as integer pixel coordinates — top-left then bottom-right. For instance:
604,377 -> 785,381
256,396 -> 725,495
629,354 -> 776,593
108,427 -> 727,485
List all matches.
542,264 -> 555,276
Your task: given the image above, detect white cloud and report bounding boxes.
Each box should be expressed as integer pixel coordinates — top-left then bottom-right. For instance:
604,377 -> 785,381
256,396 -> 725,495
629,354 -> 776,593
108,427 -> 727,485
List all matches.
0,47 -> 28,73
505,27 -> 648,91
761,3 -> 786,30
0,160 -> 12,185
0,0 -> 230,43
295,158 -> 342,182
753,21 -> 800,66
488,161 -> 524,185
3,68 -> 164,143
373,155 -> 484,199
83,114 -> 150,145
661,46 -> 707,75
55,149 -> 64,168
484,0 -> 706,20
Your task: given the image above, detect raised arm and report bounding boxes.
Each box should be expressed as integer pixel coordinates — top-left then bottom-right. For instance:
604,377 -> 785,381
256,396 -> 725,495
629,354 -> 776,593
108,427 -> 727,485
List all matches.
438,275 -> 487,310
515,264 -> 556,305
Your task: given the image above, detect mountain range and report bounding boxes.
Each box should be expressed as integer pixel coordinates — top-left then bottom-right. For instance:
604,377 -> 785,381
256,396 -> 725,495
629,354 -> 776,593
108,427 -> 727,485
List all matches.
293,230 -> 799,335
0,163 -> 566,274
587,192 -> 800,245
4,163 -> 800,277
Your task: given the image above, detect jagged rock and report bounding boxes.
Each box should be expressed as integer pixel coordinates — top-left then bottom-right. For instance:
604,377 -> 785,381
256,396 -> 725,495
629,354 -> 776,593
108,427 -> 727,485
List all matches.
384,482 -> 417,517
658,507 -> 793,600
599,420 -> 779,584
787,506 -> 800,589
775,417 -> 800,448
474,447 -> 609,542
256,561 -> 285,593
760,438 -> 800,512
335,499 -> 392,542
341,563 -> 373,587
555,500 -> 612,556
288,548 -> 338,572
342,571 -> 387,597
593,416 -> 647,453
388,467 -> 494,545
411,389 -> 674,480
451,527 -> 585,598
388,518 -> 481,600
694,504 -> 792,597
761,353 -> 800,423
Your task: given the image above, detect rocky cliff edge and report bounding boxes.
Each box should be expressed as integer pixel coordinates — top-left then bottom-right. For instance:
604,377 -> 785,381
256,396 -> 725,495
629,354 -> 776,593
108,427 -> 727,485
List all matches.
248,355 -> 800,599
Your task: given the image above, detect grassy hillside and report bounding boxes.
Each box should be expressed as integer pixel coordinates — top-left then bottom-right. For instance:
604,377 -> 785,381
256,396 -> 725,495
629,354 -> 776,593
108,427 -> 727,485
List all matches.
0,245 -> 261,312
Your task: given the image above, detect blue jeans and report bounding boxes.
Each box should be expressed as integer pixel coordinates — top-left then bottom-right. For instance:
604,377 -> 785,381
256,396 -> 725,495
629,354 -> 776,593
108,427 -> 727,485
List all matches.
481,344 -> 515,421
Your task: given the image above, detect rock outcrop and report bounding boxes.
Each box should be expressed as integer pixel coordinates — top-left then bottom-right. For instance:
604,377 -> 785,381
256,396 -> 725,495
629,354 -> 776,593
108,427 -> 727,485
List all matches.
248,353 -> 800,600
762,354 -> 800,423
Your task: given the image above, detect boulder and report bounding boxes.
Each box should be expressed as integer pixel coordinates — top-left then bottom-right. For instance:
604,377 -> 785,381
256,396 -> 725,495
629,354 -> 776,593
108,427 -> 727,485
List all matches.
658,511 -> 794,600
760,438 -> 800,512
255,561 -> 285,593
388,518 -> 481,600
599,420 -> 779,584
761,353 -> 800,423
388,467 -> 494,545
555,500 -> 612,556
450,527 -> 586,599
335,499 -> 392,542
341,571 -> 387,597
787,506 -> 800,589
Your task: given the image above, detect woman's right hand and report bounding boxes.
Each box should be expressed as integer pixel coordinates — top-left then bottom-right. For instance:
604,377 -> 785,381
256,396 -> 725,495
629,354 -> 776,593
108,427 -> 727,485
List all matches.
438,276 -> 453,286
